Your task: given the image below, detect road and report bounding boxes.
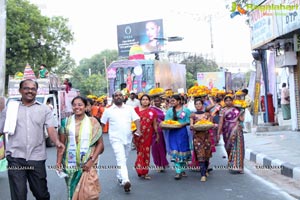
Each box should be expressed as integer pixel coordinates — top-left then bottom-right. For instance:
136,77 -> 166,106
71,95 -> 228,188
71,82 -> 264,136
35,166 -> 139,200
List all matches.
0,134 -> 296,200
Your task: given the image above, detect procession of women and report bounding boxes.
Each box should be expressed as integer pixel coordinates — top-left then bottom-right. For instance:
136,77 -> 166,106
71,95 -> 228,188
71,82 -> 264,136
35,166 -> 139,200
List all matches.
55,84 -> 251,198
102,85 -> 248,178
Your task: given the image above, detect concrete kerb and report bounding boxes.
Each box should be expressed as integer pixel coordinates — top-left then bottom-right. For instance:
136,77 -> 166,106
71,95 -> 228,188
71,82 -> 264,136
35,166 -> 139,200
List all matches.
293,167 -> 300,181
245,148 -> 300,180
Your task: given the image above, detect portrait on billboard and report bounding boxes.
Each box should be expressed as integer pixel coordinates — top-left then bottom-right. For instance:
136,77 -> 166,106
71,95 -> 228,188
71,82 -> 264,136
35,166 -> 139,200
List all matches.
124,67 -> 134,92
197,72 -> 226,90
139,19 -> 164,54
117,19 -> 164,57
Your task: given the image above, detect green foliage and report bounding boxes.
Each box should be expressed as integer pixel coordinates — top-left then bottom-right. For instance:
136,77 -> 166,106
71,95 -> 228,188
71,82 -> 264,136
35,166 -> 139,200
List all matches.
51,53 -> 76,78
6,0 -> 74,77
77,74 -> 107,96
71,49 -> 118,96
180,54 -> 220,89
75,49 -> 118,77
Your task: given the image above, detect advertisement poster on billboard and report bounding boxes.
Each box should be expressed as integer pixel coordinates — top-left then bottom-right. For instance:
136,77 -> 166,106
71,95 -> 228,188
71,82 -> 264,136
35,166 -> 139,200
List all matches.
197,72 -> 226,90
117,19 -> 164,57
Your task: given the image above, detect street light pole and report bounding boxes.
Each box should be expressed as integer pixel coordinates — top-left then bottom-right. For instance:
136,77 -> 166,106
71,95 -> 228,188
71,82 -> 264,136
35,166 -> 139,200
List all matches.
0,0 -> 7,96
154,36 -> 184,60
103,56 -> 109,97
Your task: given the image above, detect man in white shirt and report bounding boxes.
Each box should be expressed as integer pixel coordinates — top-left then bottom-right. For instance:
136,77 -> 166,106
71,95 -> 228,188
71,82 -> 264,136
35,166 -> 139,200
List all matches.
101,90 -> 141,193
281,83 -> 291,120
126,91 -> 140,108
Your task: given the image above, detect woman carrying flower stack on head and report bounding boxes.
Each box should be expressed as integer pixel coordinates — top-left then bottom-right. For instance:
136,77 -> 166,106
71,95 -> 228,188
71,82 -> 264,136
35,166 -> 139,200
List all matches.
217,95 -> 245,174
163,94 -> 191,180
151,95 -> 169,172
134,94 -> 159,180
190,98 -> 213,182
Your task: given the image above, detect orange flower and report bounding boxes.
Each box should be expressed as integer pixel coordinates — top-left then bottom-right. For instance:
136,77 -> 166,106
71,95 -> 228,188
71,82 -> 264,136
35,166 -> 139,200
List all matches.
233,99 -> 247,108
162,120 -> 180,125
195,119 -> 213,125
149,88 -> 164,95
131,122 -> 137,131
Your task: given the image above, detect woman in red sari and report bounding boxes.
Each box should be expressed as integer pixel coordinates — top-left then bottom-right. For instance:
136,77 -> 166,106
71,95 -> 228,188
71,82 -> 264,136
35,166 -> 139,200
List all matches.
134,94 -> 159,179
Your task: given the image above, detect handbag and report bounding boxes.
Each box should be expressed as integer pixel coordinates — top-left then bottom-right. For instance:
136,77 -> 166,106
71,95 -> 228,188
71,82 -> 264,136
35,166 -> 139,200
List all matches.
72,168 -> 101,200
0,135 -> 7,172
0,135 -> 5,160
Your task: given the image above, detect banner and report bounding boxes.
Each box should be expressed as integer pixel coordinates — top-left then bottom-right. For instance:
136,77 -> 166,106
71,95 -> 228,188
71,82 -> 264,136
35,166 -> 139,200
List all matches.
196,72 -> 226,90
117,19 -> 164,57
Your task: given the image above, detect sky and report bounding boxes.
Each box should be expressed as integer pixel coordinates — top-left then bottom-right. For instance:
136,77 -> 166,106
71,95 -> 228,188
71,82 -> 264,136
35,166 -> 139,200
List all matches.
30,0 -> 253,67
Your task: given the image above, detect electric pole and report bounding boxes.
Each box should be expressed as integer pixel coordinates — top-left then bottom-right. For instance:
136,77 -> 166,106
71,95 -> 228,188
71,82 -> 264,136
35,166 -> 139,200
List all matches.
0,0 -> 6,96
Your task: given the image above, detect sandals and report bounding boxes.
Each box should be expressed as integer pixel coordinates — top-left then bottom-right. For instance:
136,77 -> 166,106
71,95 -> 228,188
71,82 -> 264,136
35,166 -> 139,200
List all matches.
139,174 -> 151,180
123,182 -> 131,193
144,174 -> 151,180
200,176 -> 207,182
181,172 -> 187,177
174,173 -> 182,180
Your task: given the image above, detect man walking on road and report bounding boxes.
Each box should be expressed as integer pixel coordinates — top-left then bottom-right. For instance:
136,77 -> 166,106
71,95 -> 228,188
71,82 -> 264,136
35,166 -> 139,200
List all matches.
281,83 -> 291,120
125,91 -> 140,150
101,90 -> 141,193
0,79 -> 65,200
126,91 -> 140,108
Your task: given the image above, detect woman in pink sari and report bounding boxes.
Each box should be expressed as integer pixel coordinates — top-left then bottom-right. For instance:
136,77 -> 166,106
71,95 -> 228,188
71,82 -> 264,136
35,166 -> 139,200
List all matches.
134,94 -> 158,179
151,96 -> 169,172
217,95 -> 245,173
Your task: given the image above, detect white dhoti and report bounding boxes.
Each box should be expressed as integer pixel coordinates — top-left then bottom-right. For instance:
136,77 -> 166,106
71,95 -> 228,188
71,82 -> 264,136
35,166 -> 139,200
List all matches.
110,141 -> 131,185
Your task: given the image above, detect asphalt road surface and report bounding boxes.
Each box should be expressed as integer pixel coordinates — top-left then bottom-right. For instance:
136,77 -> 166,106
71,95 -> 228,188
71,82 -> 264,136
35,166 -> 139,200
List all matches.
0,134 -> 296,200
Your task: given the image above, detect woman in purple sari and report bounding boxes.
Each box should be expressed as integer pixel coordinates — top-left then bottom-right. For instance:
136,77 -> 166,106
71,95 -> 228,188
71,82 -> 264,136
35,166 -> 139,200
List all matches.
151,96 -> 169,172
217,95 -> 245,173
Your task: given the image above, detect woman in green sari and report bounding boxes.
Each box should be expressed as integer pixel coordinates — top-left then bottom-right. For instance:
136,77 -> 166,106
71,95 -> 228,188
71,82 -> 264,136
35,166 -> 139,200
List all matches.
58,96 -> 104,200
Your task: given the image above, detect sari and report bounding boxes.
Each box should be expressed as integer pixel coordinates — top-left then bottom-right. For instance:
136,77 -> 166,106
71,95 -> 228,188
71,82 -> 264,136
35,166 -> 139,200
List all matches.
62,115 -> 102,200
220,107 -> 245,172
151,106 -> 169,169
192,112 -> 212,162
134,107 -> 157,176
189,111 -> 212,174
165,107 -> 191,174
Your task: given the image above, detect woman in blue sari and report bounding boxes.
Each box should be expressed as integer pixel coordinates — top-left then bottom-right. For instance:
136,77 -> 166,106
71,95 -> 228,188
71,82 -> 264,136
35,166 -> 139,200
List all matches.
164,94 -> 191,180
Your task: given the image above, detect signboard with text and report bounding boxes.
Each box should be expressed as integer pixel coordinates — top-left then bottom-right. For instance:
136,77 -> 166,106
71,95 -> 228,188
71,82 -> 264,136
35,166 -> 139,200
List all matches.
249,0 -> 300,49
117,19 -> 164,57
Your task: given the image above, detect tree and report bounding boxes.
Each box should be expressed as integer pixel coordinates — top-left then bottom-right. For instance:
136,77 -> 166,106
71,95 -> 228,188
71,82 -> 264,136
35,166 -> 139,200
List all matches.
51,52 -> 76,78
71,49 -> 118,96
6,0 -> 74,77
180,54 -> 219,88
79,74 -> 107,96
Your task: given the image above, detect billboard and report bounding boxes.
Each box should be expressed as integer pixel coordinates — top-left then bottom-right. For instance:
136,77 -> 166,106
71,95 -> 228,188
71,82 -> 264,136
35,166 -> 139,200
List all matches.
196,72 -> 226,90
106,60 -> 186,97
117,19 -> 164,57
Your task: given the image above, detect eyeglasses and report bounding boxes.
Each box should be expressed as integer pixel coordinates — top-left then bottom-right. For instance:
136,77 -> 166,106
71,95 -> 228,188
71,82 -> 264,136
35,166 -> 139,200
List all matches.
22,87 -> 37,92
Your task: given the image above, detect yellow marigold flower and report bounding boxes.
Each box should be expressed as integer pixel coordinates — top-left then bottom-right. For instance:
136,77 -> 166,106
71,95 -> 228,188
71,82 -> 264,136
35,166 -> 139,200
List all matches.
235,90 -> 245,96
162,120 -> 180,125
131,122 -> 137,131
233,99 -> 247,108
149,88 -> 164,95
195,119 -> 213,125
